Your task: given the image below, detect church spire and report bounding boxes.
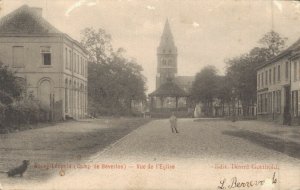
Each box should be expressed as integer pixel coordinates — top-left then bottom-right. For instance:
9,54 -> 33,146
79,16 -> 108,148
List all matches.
161,19 -> 173,40
158,19 -> 177,54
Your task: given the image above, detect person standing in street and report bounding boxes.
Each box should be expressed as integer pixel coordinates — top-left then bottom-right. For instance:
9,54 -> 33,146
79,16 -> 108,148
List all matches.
169,112 -> 179,133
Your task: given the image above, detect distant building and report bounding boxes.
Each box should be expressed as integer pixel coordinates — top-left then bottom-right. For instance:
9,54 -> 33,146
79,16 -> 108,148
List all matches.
149,20 -> 194,116
0,5 -> 88,120
257,38 -> 300,125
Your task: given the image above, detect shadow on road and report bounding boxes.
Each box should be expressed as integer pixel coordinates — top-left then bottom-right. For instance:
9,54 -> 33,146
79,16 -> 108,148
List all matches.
223,130 -> 300,160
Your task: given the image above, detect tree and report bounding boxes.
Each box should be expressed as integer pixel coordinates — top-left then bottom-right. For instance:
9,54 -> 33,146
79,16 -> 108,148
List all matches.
259,30 -> 287,58
224,31 -> 287,116
191,65 -> 219,116
0,62 -> 24,104
81,28 -> 147,116
87,52 -> 146,116
80,27 -> 113,64
225,54 -> 256,115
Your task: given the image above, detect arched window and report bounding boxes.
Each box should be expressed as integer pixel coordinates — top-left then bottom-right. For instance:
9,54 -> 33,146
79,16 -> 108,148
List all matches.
39,79 -> 52,109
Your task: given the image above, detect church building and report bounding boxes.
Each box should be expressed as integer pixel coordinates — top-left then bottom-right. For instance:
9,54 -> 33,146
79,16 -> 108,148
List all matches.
149,20 -> 194,116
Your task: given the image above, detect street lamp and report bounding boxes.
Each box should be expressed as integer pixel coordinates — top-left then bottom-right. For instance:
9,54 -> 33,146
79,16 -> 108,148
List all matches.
231,87 -> 236,122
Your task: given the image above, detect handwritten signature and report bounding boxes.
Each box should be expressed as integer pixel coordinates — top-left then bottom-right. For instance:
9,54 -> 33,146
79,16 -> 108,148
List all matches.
218,172 -> 277,189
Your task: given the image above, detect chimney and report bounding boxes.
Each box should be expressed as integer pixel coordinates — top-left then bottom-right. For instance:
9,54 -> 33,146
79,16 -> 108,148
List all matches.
31,7 -> 43,17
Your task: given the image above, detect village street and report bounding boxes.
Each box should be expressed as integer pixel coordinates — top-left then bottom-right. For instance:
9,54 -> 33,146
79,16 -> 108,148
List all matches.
2,119 -> 300,190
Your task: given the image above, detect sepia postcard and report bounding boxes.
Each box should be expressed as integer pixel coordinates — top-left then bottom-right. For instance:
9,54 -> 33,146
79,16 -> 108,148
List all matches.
0,0 -> 300,189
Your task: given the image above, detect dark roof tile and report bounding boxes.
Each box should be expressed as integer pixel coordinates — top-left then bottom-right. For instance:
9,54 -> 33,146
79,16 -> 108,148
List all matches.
0,5 -> 61,34
149,80 -> 188,97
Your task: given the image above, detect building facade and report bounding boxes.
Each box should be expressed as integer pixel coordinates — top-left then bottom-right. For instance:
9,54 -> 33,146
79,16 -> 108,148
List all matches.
0,5 -> 88,120
257,39 -> 300,125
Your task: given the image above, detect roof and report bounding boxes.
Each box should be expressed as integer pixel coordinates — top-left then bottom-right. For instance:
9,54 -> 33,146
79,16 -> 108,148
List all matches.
0,5 -> 88,54
174,76 -> 194,93
0,5 -> 61,34
175,75 -> 194,85
257,38 -> 300,70
158,19 -> 176,51
149,80 -> 188,97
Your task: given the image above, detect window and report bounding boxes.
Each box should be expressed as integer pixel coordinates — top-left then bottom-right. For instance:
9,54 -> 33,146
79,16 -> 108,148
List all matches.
285,61 -> 289,80
85,60 -> 88,77
277,90 -> 281,113
278,65 -> 281,81
257,94 -> 260,113
81,57 -> 83,75
73,53 -> 76,72
65,48 -> 68,69
292,91 -> 298,117
69,50 -> 72,70
294,61 -> 298,81
261,72 -> 264,87
265,70 -> 268,86
82,60 -> 84,76
12,46 -> 24,67
299,62 -> 300,82
272,91 -> 276,113
77,55 -> 79,73
273,67 -> 276,84
41,46 -> 51,66
269,92 -> 272,113
298,91 -> 300,115
65,79 -> 68,113
265,93 -> 268,113
269,69 -> 272,84
257,74 -> 260,88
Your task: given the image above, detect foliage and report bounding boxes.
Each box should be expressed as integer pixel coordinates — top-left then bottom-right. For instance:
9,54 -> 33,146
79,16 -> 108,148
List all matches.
80,27 -> 113,64
258,30 -> 287,58
215,75 -> 231,104
81,28 -> 147,116
191,65 -> 219,116
0,62 -> 50,131
88,52 -> 146,116
224,31 -> 287,115
0,62 -> 24,104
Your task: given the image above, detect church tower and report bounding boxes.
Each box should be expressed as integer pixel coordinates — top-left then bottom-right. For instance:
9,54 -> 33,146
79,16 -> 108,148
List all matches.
156,19 -> 178,89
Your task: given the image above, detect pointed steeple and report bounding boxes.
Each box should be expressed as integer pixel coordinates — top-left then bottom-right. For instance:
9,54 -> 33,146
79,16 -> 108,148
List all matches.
158,19 -> 177,54
161,19 -> 173,41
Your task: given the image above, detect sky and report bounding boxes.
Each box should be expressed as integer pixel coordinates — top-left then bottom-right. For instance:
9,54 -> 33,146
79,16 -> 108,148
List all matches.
1,0 -> 300,92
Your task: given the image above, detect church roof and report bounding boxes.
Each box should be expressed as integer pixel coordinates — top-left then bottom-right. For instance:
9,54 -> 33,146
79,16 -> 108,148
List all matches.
175,76 -> 195,92
162,19 -> 173,40
149,80 -> 188,97
158,19 -> 176,50
0,5 -> 61,34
